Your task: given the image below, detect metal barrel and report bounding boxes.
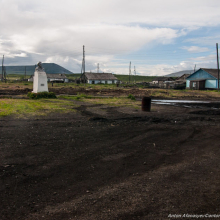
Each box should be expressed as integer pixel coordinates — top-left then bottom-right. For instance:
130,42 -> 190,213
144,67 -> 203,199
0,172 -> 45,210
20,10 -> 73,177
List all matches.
142,97 -> 151,111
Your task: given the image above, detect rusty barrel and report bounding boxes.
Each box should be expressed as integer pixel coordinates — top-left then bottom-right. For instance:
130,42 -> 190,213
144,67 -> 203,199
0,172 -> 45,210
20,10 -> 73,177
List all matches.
142,97 -> 151,111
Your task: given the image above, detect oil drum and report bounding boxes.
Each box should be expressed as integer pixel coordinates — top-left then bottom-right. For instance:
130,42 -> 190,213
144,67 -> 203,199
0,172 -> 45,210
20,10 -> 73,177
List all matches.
142,97 -> 151,111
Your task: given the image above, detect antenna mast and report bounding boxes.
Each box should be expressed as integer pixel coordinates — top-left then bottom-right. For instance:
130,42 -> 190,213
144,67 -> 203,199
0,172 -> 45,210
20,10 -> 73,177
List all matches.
2,55 -> 4,81
83,45 -> 85,74
134,66 -> 136,83
25,66 -> 26,80
217,43 -> 219,91
129,61 -> 131,83
97,63 -> 99,73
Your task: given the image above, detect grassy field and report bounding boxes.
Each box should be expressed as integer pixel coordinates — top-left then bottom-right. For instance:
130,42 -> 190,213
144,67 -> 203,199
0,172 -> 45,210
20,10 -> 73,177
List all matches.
0,98 -> 78,117
0,94 -> 140,117
1,88 -> 220,118
59,94 -> 140,108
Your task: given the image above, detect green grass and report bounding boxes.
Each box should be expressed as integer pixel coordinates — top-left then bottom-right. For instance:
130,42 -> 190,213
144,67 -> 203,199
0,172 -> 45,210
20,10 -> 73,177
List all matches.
0,99 -> 78,117
59,95 -> 140,108
85,97 -> 139,108
59,93 -> 92,100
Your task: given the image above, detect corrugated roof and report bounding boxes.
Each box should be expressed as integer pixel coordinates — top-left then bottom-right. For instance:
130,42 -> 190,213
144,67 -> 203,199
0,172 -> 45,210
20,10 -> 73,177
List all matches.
154,77 -> 174,81
201,68 -> 220,79
175,74 -> 191,81
84,72 -> 118,80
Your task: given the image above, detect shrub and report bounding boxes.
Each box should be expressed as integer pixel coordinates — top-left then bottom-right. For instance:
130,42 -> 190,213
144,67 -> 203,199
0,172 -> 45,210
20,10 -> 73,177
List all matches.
27,92 -> 57,99
127,94 -> 136,100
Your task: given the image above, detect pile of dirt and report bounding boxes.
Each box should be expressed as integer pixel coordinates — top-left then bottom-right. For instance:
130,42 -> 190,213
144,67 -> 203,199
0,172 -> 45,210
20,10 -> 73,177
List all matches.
0,88 -> 32,95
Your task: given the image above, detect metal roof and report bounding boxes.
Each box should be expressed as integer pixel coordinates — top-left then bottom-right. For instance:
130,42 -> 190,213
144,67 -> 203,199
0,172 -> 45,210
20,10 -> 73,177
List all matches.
154,77 -> 174,81
186,68 -> 220,79
84,72 -> 118,80
201,68 -> 220,79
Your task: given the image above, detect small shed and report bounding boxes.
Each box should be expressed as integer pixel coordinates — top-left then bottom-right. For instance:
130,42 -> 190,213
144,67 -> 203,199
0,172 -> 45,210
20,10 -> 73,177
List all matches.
186,68 -> 220,90
81,72 -> 119,84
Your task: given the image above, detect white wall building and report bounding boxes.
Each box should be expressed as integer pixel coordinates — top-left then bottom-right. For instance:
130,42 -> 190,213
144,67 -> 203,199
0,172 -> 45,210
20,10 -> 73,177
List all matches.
81,72 -> 119,84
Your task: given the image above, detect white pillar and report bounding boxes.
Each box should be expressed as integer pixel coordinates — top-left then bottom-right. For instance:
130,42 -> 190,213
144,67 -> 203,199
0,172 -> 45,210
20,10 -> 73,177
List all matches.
33,70 -> 48,93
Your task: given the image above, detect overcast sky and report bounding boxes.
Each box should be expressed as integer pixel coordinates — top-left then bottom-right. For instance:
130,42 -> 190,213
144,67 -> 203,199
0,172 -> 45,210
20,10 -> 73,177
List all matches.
0,0 -> 220,75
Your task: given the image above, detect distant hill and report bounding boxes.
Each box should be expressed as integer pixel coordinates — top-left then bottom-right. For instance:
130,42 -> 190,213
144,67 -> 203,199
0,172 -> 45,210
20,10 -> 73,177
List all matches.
165,70 -> 194,77
5,63 -> 74,75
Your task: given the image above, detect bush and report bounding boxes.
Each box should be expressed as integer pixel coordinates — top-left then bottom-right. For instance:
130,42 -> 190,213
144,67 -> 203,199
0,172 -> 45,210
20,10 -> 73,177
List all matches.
27,92 -> 57,99
127,94 -> 136,100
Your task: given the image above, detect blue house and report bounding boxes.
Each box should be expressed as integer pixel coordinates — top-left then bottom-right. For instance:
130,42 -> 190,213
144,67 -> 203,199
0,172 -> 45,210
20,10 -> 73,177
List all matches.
186,68 -> 220,90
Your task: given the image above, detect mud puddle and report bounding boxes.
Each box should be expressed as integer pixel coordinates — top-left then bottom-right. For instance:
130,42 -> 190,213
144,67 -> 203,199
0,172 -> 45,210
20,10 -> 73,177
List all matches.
152,99 -> 220,109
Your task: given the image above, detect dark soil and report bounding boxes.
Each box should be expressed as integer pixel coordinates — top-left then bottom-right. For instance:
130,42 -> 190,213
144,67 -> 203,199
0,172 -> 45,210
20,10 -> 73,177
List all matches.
1,101 -> 220,219
1,87 -> 220,101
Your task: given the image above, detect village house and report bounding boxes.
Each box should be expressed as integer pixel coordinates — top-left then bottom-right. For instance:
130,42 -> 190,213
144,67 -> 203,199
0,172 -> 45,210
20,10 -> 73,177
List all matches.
186,68 -> 220,90
151,77 -> 174,88
80,72 -> 119,84
175,74 -> 191,83
28,73 -> 69,83
152,77 -> 174,86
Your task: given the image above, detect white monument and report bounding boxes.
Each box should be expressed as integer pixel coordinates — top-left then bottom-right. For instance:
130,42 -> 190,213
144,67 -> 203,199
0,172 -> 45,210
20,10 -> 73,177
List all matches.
33,62 -> 48,93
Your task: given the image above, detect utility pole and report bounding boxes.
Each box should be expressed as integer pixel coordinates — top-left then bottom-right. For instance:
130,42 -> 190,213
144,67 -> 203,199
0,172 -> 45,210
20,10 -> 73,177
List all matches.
129,61 -> 131,83
194,64 -> 196,73
83,45 -> 85,85
97,63 -> 99,73
25,66 -> 26,80
134,66 -> 136,83
83,45 -> 85,74
4,66 -> 6,83
2,55 -> 4,81
217,43 -> 219,91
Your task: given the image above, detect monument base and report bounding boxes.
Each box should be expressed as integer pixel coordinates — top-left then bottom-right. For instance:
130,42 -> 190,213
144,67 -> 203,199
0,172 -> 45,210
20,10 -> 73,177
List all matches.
33,70 -> 48,93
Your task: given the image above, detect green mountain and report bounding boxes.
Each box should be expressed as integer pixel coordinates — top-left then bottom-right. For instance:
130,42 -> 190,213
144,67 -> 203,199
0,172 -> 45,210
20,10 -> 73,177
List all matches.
4,63 -> 74,75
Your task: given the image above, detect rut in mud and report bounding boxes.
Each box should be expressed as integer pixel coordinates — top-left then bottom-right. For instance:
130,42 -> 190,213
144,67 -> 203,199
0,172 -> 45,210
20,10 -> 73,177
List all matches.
0,102 -> 220,219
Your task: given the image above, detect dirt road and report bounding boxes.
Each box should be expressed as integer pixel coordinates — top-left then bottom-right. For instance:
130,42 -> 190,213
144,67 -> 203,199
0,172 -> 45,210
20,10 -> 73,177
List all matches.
1,101 -> 220,219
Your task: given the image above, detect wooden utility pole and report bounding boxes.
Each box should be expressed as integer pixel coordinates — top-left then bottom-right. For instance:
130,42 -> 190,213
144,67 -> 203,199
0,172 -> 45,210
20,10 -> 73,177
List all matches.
4,66 -> 6,83
25,66 -> 26,80
2,55 -> 4,81
134,66 -> 136,83
217,43 -> 219,91
83,45 -> 85,74
83,45 -> 85,85
97,63 -> 99,73
129,61 -> 131,83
